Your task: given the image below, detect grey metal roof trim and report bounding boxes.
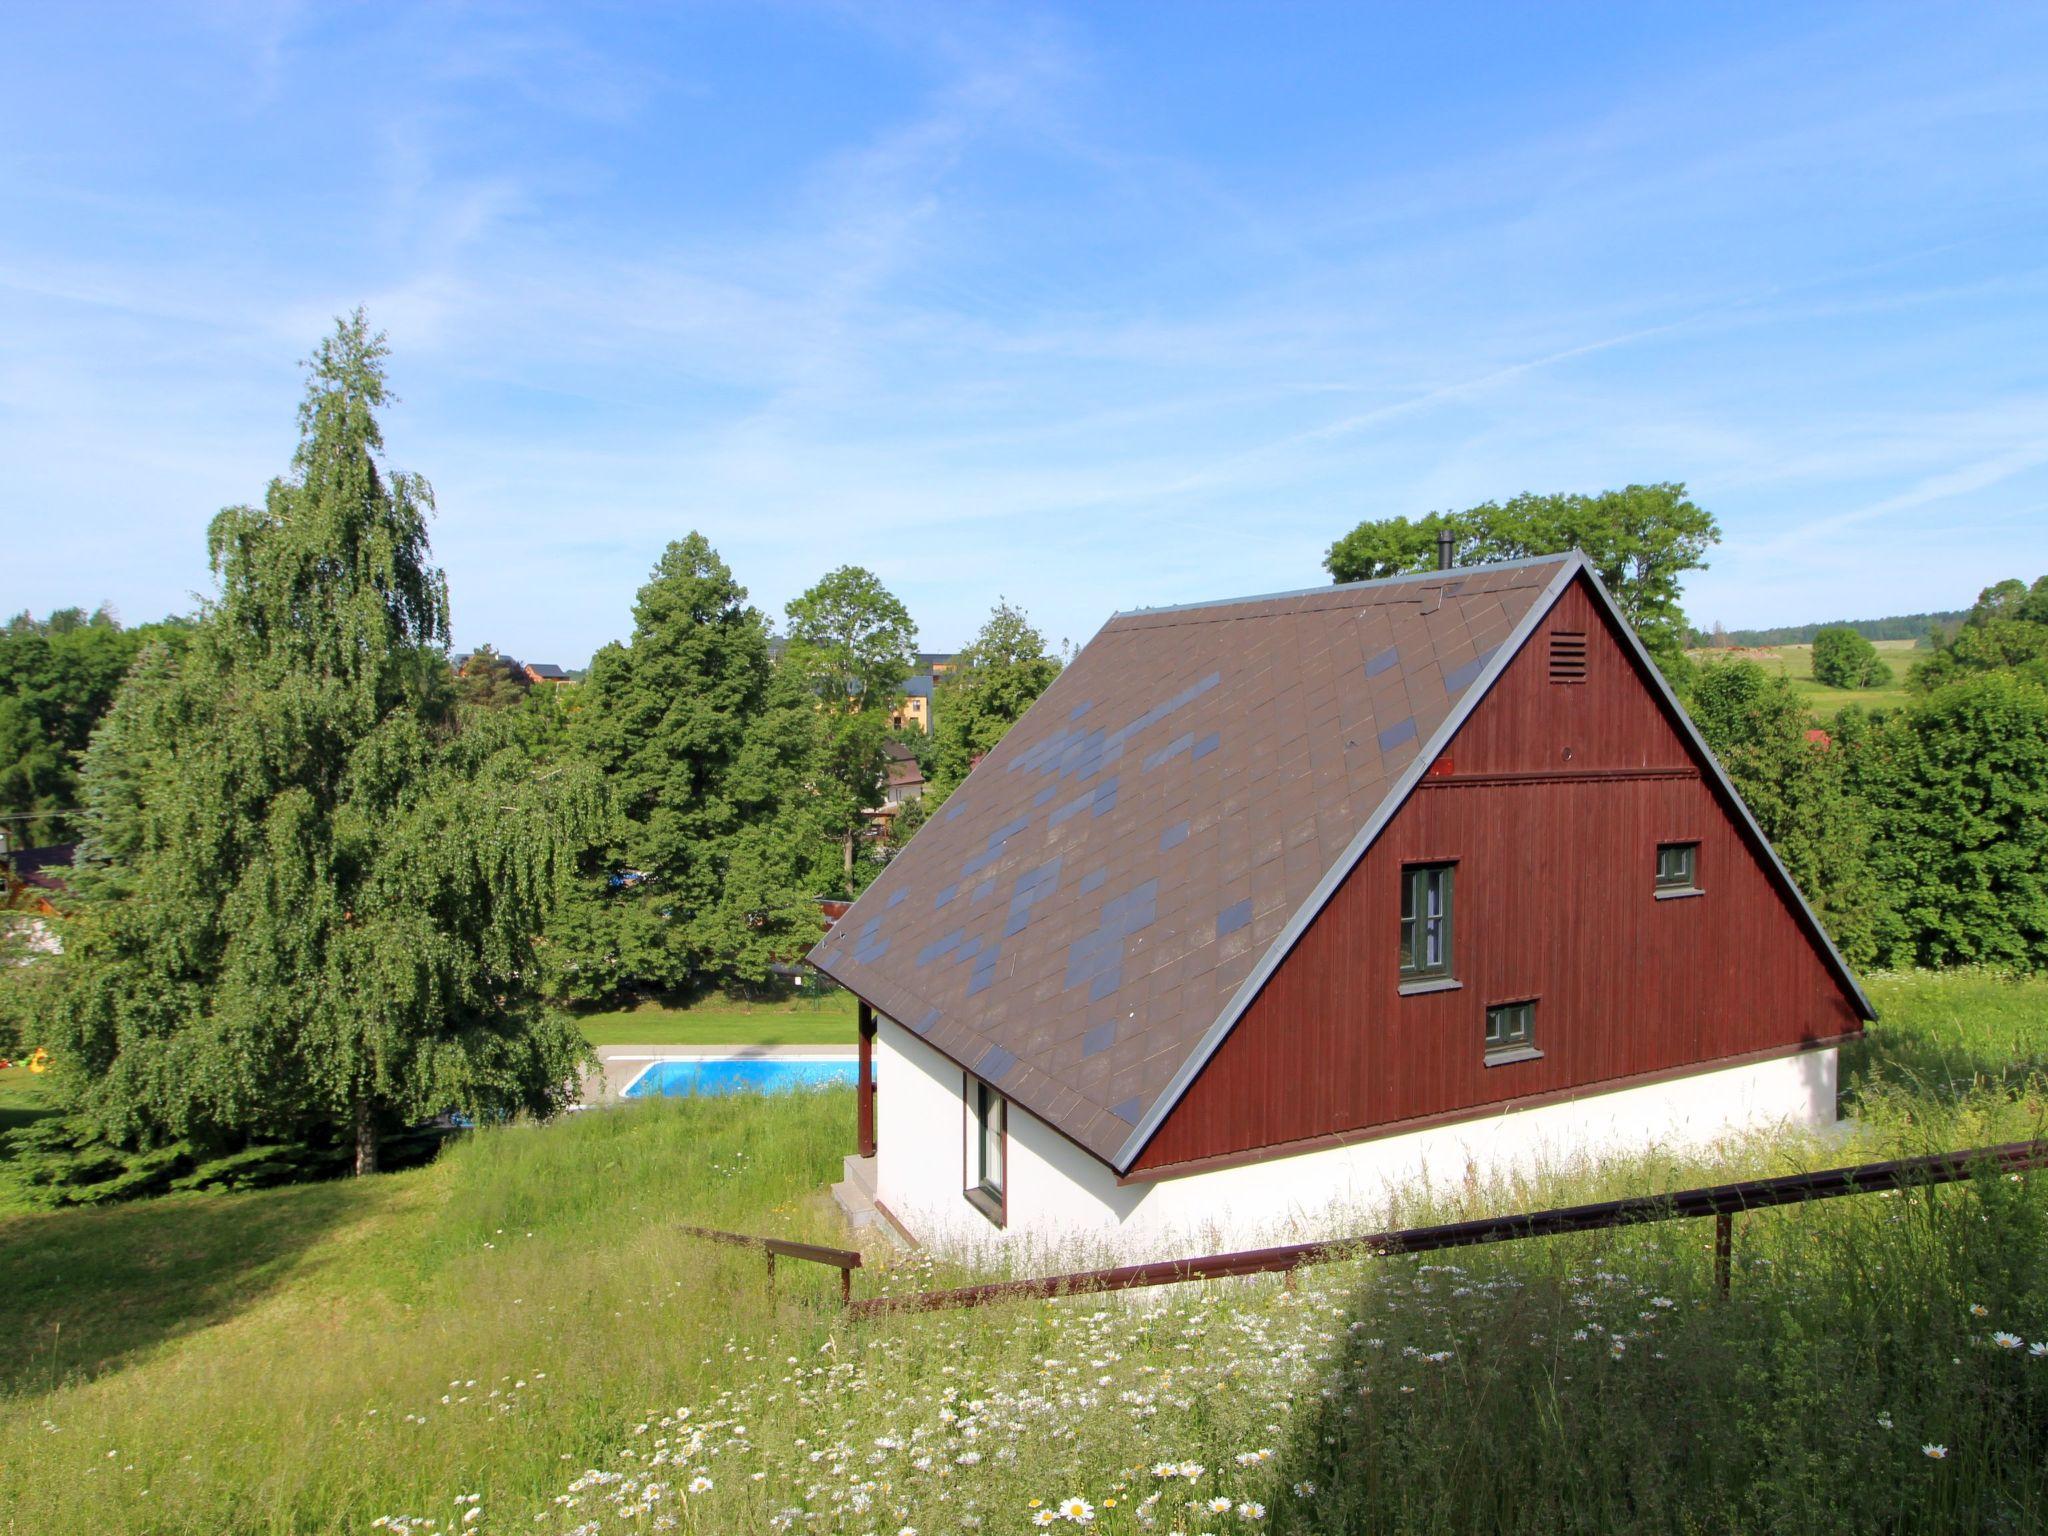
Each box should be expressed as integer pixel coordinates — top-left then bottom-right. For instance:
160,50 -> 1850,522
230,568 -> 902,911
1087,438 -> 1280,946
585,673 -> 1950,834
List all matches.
1108,553 -> 1588,1170
1575,563 -> 1878,1024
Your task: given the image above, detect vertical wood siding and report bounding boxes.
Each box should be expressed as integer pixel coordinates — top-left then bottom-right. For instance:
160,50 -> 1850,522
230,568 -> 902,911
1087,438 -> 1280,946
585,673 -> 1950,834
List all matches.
1132,578 -> 1864,1174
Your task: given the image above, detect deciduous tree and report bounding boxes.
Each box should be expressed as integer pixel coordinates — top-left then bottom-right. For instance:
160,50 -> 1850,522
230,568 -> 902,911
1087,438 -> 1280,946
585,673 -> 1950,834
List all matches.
1327,484 -> 1719,678
929,600 -> 1062,801
1810,626 -> 1890,689
781,567 -> 918,891
45,312 -> 598,1176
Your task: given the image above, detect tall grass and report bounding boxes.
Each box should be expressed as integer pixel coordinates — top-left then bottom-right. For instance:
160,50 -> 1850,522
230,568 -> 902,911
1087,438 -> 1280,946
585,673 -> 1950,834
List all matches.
1,970 -> 2044,1534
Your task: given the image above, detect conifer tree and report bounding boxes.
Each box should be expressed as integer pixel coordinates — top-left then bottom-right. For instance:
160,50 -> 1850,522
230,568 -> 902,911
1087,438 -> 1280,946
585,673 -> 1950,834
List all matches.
47,312 -> 597,1174
548,535 -> 829,999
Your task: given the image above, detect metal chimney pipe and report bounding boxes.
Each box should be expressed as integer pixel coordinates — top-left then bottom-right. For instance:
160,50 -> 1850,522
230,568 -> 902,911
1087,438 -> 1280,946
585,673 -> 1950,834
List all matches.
1436,528 -> 1454,571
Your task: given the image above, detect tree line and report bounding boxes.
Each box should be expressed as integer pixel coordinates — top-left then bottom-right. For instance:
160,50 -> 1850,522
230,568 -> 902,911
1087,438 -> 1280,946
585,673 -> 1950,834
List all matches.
5,316 -> 2042,1205
0,314 -> 1059,1201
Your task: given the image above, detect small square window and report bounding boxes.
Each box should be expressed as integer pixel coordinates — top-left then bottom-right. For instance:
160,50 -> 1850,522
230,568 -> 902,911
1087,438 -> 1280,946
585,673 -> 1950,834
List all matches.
1399,863 -> 1456,982
1485,1000 -> 1537,1063
1655,842 -> 1699,893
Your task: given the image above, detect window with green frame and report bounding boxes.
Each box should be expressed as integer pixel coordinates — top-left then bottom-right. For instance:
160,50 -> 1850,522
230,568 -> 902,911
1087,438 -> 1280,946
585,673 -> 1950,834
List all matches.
1485,1000 -> 1537,1062
1399,862 -> 1455,981
1655,841 -> 1698,892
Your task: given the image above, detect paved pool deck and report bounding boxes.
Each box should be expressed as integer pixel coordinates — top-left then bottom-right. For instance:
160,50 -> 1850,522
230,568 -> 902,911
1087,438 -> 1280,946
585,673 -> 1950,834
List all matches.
578,1042 -> 858,1106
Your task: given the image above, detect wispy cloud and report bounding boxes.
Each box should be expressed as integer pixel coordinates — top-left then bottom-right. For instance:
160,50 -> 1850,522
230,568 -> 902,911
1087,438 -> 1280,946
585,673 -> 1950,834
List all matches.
4,3 -> 2046,655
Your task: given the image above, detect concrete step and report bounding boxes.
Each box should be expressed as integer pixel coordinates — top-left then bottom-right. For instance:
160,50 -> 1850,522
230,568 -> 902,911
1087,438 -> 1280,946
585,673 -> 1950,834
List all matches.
841,1153 -> 878,1199
833,1153 -> 881,1233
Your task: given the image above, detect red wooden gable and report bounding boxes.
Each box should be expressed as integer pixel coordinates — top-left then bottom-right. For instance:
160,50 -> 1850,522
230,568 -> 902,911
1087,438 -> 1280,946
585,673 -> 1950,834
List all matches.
1129,575 -> 1865,1177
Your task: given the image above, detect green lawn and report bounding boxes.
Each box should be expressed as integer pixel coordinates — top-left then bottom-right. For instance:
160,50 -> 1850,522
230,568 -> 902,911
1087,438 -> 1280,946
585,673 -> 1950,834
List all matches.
1690,639 -> 1918,718
1,970 -> 2044,1534
573,988 -> 858,1046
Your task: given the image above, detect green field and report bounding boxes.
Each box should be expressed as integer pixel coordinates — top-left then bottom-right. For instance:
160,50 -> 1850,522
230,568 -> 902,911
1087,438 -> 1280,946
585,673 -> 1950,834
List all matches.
1,970 -> 2044,1534
573,987 -> 857,1046
1690,639 -> 1917,718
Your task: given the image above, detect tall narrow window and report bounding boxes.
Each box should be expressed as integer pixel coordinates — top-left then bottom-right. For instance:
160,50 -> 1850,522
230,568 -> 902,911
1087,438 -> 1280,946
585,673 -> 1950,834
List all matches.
1399,863 -> 1456,985
965,1079 -> 1006,1225
1655,842 -> 1699,896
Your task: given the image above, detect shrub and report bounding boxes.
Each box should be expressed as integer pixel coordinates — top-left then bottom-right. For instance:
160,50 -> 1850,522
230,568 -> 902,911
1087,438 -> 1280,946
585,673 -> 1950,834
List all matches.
1812,625 -> 1891,688
1852,670 -> 2048,969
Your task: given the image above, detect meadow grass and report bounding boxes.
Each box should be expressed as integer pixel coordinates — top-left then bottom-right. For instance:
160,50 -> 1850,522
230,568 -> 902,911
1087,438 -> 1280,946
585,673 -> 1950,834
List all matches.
576,988 -> 857,1047
0,971 -> 2043,1534
1687,639 -> 1917,718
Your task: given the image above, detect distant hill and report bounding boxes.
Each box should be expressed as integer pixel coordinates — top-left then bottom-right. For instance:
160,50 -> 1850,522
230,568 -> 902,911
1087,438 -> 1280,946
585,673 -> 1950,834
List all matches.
1698,611 -> 1967,649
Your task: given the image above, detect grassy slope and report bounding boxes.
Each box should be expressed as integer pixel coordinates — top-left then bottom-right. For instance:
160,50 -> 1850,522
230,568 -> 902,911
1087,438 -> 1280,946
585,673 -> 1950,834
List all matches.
1,971 -> 2044,1534
574,989 -> 857,1046
1689,639 -> 1917,718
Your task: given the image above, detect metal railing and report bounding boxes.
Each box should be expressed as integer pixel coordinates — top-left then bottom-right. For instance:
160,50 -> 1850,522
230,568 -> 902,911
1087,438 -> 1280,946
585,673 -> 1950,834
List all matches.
678,1224 -> 864,1305
844,1139 -> 2048,1319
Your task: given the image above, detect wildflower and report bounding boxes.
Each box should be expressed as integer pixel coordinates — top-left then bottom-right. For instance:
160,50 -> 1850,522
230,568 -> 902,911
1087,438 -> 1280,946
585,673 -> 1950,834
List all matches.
1058,1496 -> 1095,1523
1877,1414 -> 1893,1431
1992,1332 -> 2024,1351
1292,1481 -> 1318,1497
687,1476 -> 714,1494
1923,1445 -> 1947,1460
2031,1342 -> 2048,1358
1207,1497 -> 1234,1514
1032,1513 -> 1057,1529
1970,1304 -> 1989,1318
1238,1502 -> 1267,1520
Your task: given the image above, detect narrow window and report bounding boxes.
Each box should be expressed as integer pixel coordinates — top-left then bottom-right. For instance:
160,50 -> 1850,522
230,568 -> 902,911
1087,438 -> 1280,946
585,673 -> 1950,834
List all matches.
1485,1000 -> 1538,1064
1399,863 -> 1456,985
965,1079 -> 1006,1225
1655,842 -> 1699,896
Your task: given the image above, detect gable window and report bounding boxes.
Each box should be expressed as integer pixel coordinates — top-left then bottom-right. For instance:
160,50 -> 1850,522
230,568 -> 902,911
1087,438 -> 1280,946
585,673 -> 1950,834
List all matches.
1399,862 -> 1456,989
1655,842 -> 1700,897
964,1078 -> 1006,1226
1485,1000 -> 1540,1065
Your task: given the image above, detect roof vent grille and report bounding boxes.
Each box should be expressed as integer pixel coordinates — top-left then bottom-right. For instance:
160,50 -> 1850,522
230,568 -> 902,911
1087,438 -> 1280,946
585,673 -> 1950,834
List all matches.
1549,631 -> 1588,684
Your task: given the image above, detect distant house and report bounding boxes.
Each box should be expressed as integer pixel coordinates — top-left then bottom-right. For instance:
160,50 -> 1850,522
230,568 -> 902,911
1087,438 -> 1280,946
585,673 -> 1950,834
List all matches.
880,740 -> 927,808
2,843 -> 74,918
522,662 -> 571,685
811,554 -> 1871,1254
889,654 -> 957,735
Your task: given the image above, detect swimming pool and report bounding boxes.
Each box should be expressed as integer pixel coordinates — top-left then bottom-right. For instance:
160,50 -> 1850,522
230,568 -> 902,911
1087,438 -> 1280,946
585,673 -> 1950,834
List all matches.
619,1057 -> 862,1098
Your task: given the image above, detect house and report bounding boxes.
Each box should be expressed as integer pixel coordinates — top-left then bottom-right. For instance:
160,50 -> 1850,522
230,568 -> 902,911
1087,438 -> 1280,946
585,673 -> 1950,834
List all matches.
808,553 -> 1872,1254
890,671 -> 936,733
2,842 -> 75,919
522,662 -> 571,685
880,740 -> 927,808
888,655 -> 956,734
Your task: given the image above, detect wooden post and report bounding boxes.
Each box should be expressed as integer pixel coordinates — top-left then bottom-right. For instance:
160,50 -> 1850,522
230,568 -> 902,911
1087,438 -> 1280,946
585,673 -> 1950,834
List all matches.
857,1000 -> 877,1159
1714,1210 -> 1733,1296
765,1250 -> 776,1296
840,1264 -> 853,1308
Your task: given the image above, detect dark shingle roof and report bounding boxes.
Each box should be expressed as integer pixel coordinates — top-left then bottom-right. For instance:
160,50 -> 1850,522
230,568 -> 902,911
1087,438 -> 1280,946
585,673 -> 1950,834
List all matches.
810,555 -> 1590,1167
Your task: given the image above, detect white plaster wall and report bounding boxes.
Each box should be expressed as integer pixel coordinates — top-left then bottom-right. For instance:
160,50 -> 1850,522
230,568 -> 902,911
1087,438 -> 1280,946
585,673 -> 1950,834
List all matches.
873,1016 -> 1838,1263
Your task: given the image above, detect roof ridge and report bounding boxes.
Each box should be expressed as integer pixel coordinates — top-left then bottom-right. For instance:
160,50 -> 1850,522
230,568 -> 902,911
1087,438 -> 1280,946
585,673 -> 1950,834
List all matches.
1107,550 -> 1577,623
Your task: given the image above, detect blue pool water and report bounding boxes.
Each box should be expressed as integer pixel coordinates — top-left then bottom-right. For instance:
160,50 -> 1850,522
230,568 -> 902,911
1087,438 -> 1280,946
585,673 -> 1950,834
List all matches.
621,1057 -> 862,1098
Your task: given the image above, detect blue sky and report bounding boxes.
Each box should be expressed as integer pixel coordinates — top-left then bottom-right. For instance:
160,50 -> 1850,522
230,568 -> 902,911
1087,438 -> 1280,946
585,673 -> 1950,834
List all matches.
5,3 -> 2046,661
